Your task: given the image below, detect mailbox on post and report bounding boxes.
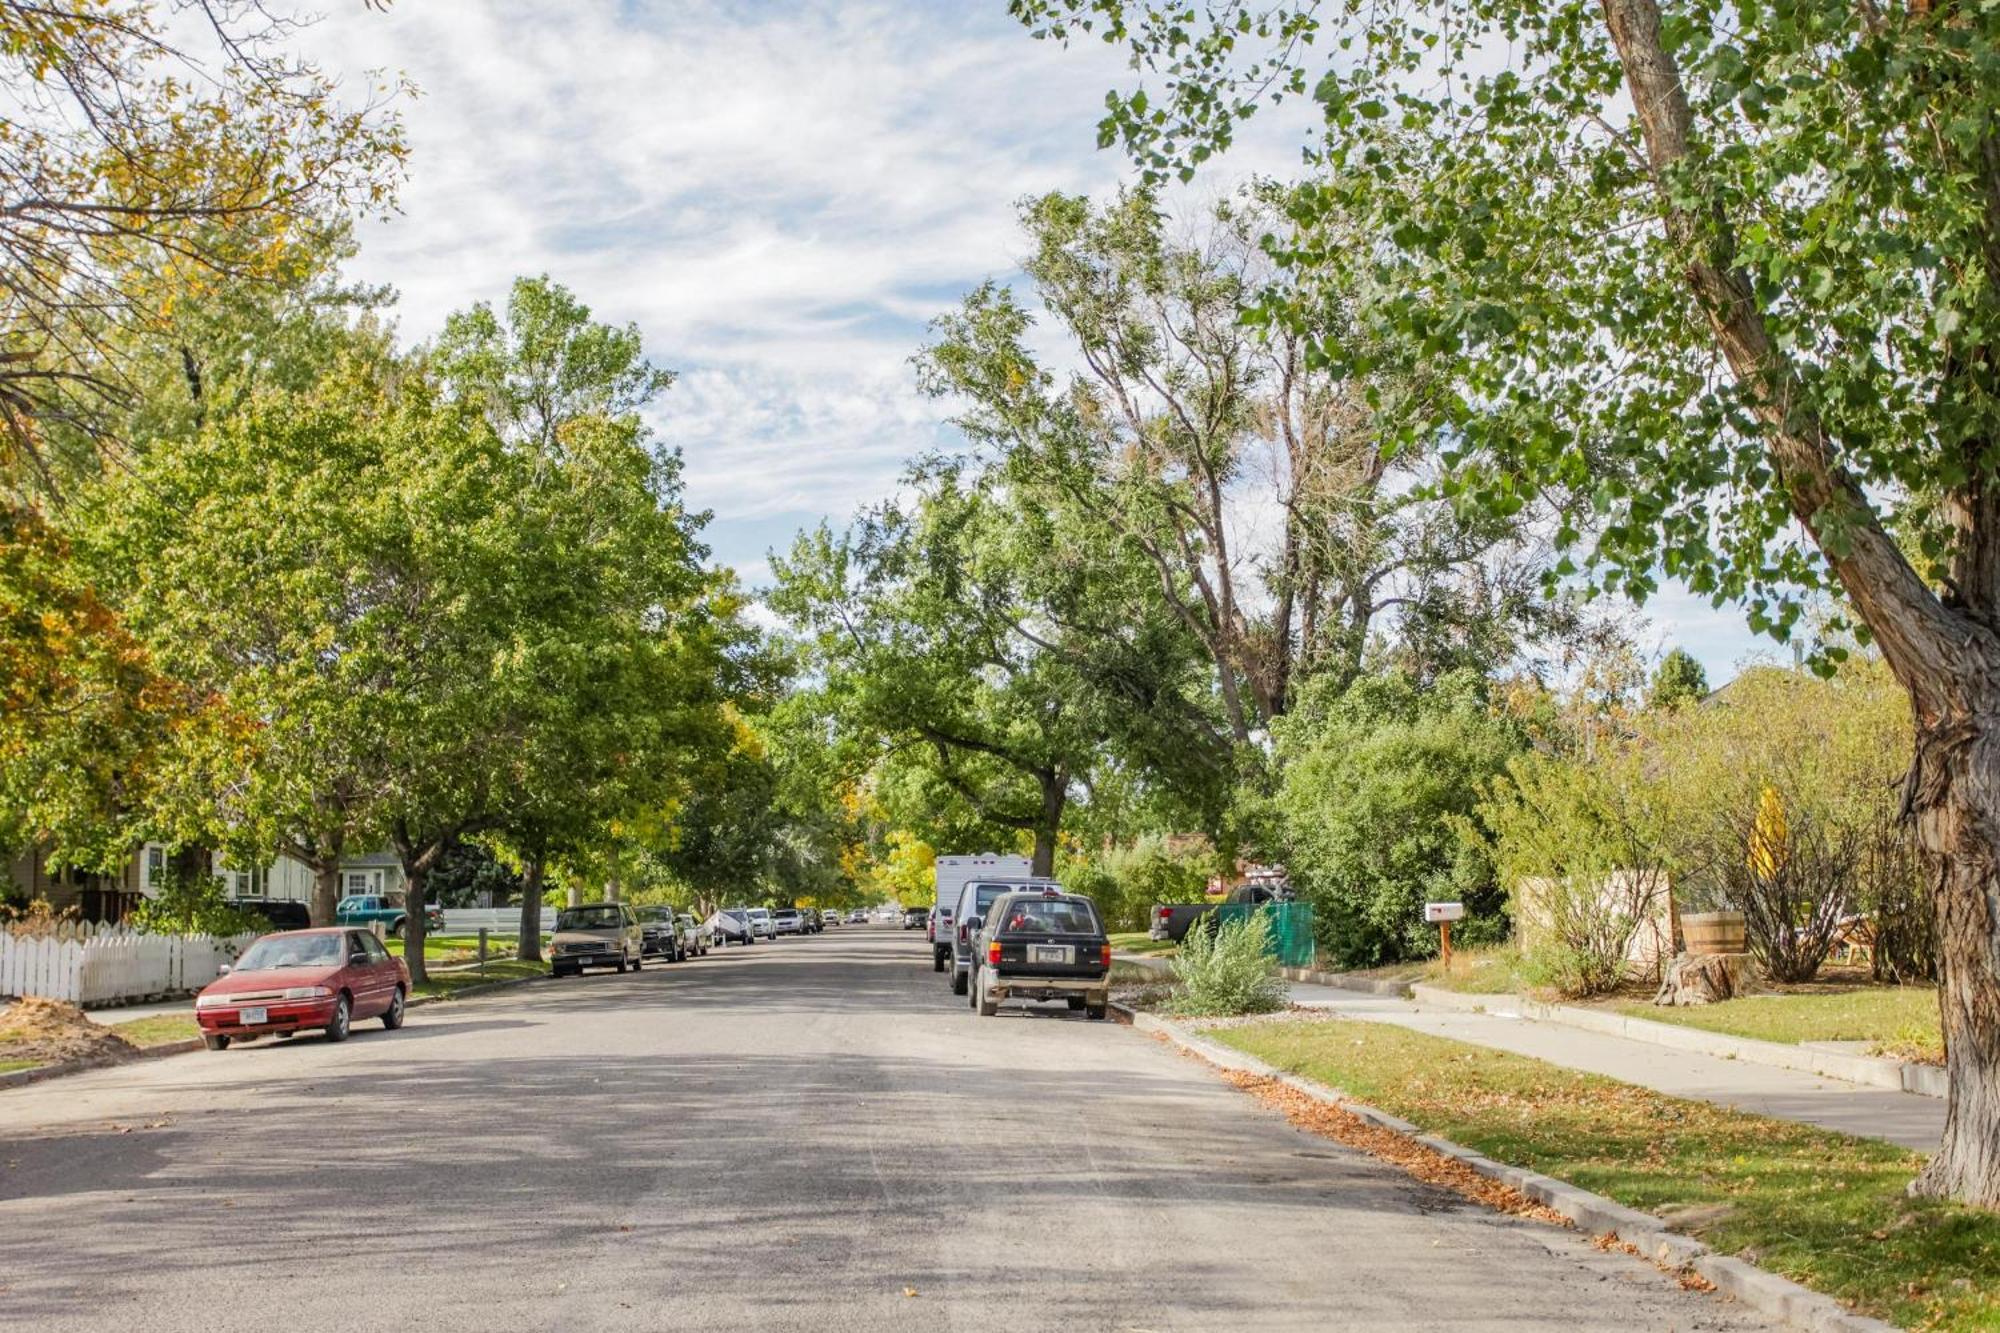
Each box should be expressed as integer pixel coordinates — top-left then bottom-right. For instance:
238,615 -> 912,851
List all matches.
1424,901 -> 1465,964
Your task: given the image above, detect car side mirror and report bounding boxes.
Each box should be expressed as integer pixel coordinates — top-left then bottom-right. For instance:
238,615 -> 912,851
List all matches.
350,952 -> 368,966
965,916 -> 983,931
216,963 -> 232,976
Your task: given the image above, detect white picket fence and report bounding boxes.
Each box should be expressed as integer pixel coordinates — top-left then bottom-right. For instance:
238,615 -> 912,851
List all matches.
0,930 -> 258,1006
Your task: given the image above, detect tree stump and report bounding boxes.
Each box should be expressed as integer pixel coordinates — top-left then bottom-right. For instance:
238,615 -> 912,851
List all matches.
1653,951 -> 1750,1006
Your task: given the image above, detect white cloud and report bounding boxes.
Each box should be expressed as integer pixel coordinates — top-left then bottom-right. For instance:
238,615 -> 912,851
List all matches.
297,0 -> 1762,675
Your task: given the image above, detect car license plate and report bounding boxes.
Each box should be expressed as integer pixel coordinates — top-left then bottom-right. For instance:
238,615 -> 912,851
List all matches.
1030,945 -> 1072,965
239,1006 -> 268,1025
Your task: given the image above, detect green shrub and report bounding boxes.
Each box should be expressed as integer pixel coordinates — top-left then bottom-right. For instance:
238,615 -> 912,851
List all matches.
127,871 -> 259,937
1169,913 -> 1290,1016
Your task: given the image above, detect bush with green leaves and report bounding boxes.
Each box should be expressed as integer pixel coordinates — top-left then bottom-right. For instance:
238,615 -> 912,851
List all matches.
1476,746 -> 1672,999
1275,669 -> 1521,966
1168,912 -> 1290,1017
126,870 -> 260,937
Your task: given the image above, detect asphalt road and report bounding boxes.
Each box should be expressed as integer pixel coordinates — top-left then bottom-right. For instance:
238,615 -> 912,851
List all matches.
0,928 -> 1774,1333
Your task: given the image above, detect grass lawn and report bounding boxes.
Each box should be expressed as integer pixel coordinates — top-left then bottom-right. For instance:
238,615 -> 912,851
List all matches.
1108,932 -> 1177,957
411,957 -> 546,999
1212,1015 -> 1995,1331
0,1058 -> 38,1074
392,933 -> 531,963
108,1014 -> 200,1048
1609,986 -> 1944,1065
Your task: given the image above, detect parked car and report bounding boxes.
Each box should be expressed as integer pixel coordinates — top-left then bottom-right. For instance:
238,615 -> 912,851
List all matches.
226,897 -> 310,931
1150,882 -> 1294,943
771,907 -> 804,936
334,893 -> 445,939
847,909 -> 867,924
549,902 -> 644,977
967,889 -> 1111,1020
195,927 -> 408,1048
820,912 -> 839,928
946,877 -> 1061,996
708,909 -> 755,946
902,905 -> 928,931
676,912 -> 711,956
744,907 -> 775,939
636,906 -> 684,961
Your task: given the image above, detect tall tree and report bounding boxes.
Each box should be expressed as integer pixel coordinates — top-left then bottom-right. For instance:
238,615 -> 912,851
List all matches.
1012,0 -> 2000,1204
0,0 -> 406,481
921,191 -> 1573,751
772,467 -> 1216,875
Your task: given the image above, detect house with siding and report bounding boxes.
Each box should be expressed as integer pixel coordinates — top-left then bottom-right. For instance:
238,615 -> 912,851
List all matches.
5,844 -> 407,922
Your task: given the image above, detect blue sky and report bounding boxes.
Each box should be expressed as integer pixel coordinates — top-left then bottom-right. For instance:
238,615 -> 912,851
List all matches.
304,0 -> 1765,683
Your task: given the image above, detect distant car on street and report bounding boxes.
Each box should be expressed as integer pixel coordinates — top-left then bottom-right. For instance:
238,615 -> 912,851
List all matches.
967,889 -> 1111,1020
636,906 -> 683,961
549,903 -> 644,977
902,906 -> 928,930
847,909 -> 867,924
708,909 -> 755,946
771,907 -> 804,936
744,907 -> 775,939
820,912 -> 839,927
677,912 -> 711,956
195,927 -> 408,1049
334,893 -> 444,939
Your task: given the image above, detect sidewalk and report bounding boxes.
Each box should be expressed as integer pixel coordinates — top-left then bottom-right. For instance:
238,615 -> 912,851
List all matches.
1286,982 -> 1944,1153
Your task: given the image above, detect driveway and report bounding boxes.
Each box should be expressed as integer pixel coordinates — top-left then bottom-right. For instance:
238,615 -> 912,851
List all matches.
0,929 -> 1773,1332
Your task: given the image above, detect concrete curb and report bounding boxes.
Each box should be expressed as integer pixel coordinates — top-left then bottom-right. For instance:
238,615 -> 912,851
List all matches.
0,970 -> 551,1093
1281,966 -> 1414,997
1109,953 -> 1175,975
1408,983 -> 1946,1099
1113,1001 -> 1898,1333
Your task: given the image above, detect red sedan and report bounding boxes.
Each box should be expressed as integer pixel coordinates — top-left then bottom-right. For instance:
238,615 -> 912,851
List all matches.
194,927 -> 409,1050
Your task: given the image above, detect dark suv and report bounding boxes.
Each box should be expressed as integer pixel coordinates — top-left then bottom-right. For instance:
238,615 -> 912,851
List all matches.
966,889 -> 1111,1020
227,897 -> 310,931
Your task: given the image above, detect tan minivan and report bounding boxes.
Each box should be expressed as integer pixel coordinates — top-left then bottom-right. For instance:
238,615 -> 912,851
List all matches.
550,902 -> 644,977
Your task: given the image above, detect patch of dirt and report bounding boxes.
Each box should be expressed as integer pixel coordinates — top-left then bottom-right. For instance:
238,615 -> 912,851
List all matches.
0,997 -> 137,1069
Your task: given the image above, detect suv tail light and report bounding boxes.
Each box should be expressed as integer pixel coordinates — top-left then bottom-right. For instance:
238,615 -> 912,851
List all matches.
958,924 -> 968,942
1100,943 -> 1112,968
987,940 -> 1001,964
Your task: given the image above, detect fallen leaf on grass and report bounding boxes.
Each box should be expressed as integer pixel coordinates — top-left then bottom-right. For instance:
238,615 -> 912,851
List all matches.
903,1287 -> 918,1298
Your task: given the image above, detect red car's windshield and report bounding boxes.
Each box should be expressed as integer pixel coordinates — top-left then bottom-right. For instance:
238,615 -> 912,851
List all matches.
235,934 -> 341,971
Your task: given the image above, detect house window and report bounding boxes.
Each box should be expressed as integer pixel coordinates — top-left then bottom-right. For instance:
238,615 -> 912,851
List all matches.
344,870 -> 382,896
140,844 -> 167,897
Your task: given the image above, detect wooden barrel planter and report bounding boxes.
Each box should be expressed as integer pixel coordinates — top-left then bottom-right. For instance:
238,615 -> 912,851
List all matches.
1681,910 -> 1746,956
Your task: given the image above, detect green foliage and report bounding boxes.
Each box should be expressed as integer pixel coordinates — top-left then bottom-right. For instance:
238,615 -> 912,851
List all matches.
1275,669 -> 1522,965
427,842 -> 523,910
1065,835 -> 1211,933
1647,649 -> 1709,712
1168,912 -> 1290,1017
127,871 -> 258,938
1476,746 -> 1672,998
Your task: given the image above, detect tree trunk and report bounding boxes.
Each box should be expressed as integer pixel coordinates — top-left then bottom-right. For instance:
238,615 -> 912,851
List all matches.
311,861 -> 342,928
403,865 -> 429,988
1597,0 -> 2000,1207
1907,718 -> 2000,1207
518,858 -> 544,963
1030,774 -> 1068,878
567,879 -> 581,908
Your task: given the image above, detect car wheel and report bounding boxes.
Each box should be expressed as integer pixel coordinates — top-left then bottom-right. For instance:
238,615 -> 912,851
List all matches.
324,993 -> 352,1043
383,985 -> 406,1030
950,967 -> 968,996
1086,1003 -> 1108,1021
976,972 -> 998,1018
388,919 -> 405,939
202,1034 -> 230,1051
1067,996 -> 1086,1011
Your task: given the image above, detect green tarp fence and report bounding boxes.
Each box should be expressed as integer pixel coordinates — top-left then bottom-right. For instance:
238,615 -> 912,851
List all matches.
1213,901 -> 1315,969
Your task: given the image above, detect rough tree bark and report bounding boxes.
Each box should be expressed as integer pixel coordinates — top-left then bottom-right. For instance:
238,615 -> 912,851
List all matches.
518,857 -> 544,963
1601,0 -> 2000,1205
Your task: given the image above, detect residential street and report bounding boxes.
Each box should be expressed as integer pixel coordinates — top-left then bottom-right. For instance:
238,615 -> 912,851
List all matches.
1,929 -> 1773,1333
